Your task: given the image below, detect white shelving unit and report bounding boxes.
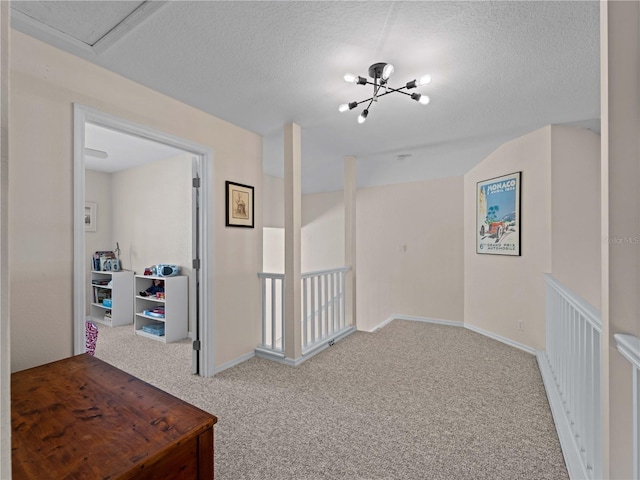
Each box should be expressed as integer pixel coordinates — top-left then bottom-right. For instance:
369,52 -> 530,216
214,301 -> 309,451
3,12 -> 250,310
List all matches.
134,275 -> 188,343
90,270 -> 133,327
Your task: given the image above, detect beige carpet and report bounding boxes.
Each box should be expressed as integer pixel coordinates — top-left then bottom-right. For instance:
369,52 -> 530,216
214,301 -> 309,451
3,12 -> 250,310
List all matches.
94,320 -> 568,480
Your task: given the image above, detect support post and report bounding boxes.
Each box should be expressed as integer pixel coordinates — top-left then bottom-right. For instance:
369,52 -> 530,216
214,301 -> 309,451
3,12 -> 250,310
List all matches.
601,1 -> 640,478
284,123 -> 302,360
0,1 -> 10,477
344,156 -> 357,328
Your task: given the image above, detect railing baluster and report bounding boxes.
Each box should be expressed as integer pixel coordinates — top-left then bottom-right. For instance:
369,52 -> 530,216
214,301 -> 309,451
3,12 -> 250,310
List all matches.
271,277 -> 276,350
261,277 -> 267,346
614,333 -> 640,480
543,274 -> 602,480
303,277 -> 308,349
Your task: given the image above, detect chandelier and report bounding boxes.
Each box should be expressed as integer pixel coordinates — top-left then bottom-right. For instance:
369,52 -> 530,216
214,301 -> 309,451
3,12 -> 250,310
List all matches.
339,62 -> 431,124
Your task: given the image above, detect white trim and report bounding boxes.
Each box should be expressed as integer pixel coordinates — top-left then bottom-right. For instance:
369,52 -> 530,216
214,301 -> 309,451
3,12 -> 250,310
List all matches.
369,315 -> 535,355
257,326 -> 357,367
368,314 -> 463,333
537,351 -> 590,480
92,2 -> 167,54
615,333 -> 640,371
214,351 -> 256,375
11,2 -> 167,56
544,274 -> 601,332
73,104 -> 215,377
11,10 -> 96,57
464,323 -> 536,355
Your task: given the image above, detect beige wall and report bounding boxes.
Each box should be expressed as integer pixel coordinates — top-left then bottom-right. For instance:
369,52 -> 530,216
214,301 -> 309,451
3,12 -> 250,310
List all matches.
10,31 -> 262,372
550,126 -> 601,309
357,176 -> 465,332
302,191 -> 344,272
464,127 -> 552,350
263,174 -> 284,228
85,170 -> 114,315
465,125 -> 601,352
111,153 -> 195,334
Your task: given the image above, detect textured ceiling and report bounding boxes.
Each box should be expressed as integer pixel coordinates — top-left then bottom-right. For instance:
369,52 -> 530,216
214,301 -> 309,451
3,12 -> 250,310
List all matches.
85,123 -> 187,173
11,1 -> 600,193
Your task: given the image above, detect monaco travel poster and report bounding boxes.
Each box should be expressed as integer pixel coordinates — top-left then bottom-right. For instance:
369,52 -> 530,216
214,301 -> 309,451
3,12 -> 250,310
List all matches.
476,171 -> 521,256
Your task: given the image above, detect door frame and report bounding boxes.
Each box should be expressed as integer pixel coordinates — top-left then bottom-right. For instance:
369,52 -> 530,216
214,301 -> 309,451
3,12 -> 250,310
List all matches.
73,104 -> 215,377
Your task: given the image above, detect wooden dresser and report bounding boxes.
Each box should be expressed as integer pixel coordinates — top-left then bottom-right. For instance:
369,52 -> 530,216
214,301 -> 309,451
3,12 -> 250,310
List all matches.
11,354 -> 217,479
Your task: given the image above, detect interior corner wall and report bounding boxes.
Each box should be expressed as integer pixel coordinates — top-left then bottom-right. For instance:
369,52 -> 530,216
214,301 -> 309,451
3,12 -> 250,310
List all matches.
85,170 -> 114,316
111,153 -> 195,333
550,126 -> 601,309
464,126 -> 552,351
302,191 -> 345,272
263,174 -> 284,229
357,176 -> 464,332
9,31 -> 262,372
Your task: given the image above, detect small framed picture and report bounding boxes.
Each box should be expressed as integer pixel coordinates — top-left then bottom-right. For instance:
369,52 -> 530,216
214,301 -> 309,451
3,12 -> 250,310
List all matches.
476,171 -> 521,256
85,201 -> 97,232
225,181 -> 254,228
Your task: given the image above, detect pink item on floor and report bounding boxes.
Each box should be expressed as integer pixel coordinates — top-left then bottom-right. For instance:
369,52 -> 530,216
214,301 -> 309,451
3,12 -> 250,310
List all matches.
85,321 -> 99,356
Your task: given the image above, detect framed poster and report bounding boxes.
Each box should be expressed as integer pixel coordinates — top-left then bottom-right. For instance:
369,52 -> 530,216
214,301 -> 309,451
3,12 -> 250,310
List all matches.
85,201 -> 97,232
225,181 -> 254,228
476,172 -> 521,256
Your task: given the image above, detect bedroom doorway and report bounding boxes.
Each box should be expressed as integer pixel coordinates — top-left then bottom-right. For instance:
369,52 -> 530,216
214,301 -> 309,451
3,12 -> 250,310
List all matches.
73,104 -> 214,377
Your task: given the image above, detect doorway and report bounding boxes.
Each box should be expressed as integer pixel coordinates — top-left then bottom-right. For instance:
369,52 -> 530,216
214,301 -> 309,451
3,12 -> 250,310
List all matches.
73,104 -> 214,376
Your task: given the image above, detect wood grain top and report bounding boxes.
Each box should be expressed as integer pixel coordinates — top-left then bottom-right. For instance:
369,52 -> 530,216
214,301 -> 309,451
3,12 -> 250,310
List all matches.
11,354 -> 217,479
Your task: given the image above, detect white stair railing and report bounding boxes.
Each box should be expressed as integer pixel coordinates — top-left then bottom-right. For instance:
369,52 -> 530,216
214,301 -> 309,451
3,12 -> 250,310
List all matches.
258,273 -> 285,354
301,266 -> 350,353
614,333 -> 640,480
539,274 -> 602,480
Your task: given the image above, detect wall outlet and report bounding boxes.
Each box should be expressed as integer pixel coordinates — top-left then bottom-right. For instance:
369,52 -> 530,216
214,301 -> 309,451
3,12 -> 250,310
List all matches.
518,320 -> 524,331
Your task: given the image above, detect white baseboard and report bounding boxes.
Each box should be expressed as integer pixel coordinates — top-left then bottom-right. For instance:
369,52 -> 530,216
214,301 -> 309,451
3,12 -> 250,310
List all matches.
214,351 -> 255,374
536,351 -> 589,480
372,315 -> 535,355
256,326 -> 357,367
368,314 -> 463,332
464,324 -> 536,355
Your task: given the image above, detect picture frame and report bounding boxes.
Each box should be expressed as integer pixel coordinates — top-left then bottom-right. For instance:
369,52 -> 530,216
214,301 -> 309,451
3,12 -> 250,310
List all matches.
476,171 -> 521,256
85,201 -> 97,232
225,181 -> 254,228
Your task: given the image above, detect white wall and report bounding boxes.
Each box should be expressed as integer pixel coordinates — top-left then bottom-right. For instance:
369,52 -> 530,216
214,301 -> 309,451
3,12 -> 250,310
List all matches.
302,191 -> 344,272
550,126 -> 601,309
357,176 -> 465,332
464,127 -> 552,351
464,125 -> 601,352
85,170 -> 113,315
262,175 -> 345,273
10,32 -> 262,372
111,153 -> 195,333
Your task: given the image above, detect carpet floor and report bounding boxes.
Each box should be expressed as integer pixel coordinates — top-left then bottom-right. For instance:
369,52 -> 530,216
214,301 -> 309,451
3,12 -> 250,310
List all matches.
94,320 -> 568,480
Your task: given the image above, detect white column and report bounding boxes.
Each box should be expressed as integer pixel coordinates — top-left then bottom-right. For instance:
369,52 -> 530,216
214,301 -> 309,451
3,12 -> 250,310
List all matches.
0,1 -> 10,477
344,156 -> 357,328
601,1 -> 640,478
284,123 -> 302,360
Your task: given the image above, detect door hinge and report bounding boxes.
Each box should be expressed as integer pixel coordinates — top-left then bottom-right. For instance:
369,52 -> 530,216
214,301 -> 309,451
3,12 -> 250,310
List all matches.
192,177 -> 201,188
193,340 -> 201,351
193,258 -> 201,269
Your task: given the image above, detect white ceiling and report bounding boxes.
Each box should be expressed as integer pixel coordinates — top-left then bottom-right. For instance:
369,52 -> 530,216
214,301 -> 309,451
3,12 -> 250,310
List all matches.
11,1 -> 600,193
84,122 -> 187,173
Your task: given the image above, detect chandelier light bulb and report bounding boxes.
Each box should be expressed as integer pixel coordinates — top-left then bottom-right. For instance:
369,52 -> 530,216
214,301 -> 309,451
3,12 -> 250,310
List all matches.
382,64 -> 395,81
344,73 -> 357,83
411,93 -> 430,105
417,74 -> 432,86
340,63 -> 433,121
